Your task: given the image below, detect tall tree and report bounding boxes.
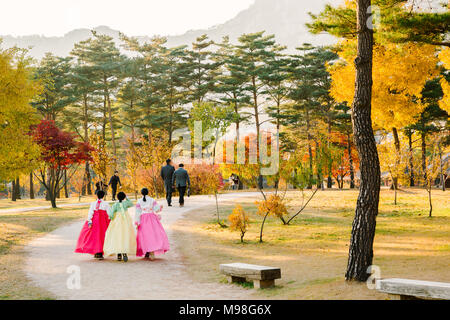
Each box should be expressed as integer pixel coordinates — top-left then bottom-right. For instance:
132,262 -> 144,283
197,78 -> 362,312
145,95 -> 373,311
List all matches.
33,53 -> 72,121
71,32 -> 123,157
0,45 -> 40,191
214,36 -> 251,143
234,32 -> 281,188
184,35 -> 219,104
310,0 -> 381,281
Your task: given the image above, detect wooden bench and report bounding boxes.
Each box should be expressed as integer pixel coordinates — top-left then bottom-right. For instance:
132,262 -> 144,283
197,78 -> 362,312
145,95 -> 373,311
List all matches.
220,263 -> 281,289
377,278 -> 450,300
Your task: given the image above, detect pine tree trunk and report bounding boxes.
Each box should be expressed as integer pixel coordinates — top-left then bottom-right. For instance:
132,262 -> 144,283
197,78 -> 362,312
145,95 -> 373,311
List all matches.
348,134 -> 356,189
107,92 -> 117,157
29,172 -> 35,199
345,0 -> 381,282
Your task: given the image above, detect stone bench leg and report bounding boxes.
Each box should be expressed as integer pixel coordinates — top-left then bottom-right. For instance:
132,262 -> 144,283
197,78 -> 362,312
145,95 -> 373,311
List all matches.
228,276 -> 246,284
253,279 -> 275,289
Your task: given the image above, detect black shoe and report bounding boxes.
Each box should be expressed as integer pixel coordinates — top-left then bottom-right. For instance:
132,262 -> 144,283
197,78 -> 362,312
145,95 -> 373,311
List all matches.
168,204 -> 172,207
123,254 -> 128,262
145,252 -> 150,258
98,255 -> 104,260
117,254 -> 122,261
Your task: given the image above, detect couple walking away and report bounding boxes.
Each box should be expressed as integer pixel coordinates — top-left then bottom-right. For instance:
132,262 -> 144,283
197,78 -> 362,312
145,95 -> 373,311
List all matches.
161,160 -> 190,208
74,189 -> 170,262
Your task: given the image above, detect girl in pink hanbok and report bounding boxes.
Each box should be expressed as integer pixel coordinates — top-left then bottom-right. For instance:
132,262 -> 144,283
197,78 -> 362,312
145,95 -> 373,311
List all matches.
75,190 -> 110,260
135,188 -> 170,260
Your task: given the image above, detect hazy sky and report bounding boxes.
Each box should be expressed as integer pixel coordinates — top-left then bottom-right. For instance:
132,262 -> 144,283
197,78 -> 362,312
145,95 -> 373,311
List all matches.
0,0 -> 255,37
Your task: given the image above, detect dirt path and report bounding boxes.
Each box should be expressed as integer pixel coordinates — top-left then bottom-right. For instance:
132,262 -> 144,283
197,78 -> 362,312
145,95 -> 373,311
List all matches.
24,192 -> 262,300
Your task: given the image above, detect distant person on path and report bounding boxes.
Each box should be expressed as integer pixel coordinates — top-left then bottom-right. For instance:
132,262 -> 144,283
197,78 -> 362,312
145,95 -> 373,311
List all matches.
172,164 -> 190,208
108,171 -> 122,201
160,159 -> 175,207
75,190 -> 110,260
135,188 -> 170,260
95,180 -> 107,195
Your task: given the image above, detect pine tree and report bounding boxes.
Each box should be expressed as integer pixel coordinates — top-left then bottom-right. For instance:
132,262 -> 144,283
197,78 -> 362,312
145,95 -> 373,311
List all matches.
33,53 -> 72,121
184,35 -> 219,104
71,31 -> 123,157
234,32 -> 281,188
214,36 -> 251,143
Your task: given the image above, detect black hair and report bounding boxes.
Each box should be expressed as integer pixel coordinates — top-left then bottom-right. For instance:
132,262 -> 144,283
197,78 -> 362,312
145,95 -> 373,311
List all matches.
117,192 -> 126,202
97,190 -> 105,199
114,170 -> 119,174
141,188 -> 149,202
166,159 -> 171,165
179,163 -> 184,168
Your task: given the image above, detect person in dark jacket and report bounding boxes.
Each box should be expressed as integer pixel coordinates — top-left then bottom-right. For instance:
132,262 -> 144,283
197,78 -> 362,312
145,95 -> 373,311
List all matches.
172,164 -> 190,207
108,171 -> 122,201
160,159 -> 175,207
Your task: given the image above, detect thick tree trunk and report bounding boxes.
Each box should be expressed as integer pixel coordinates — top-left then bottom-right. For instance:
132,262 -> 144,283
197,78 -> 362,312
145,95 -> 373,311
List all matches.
348,134 -> 355,189
11,180 -> 16,201
29,172 -> 35,199
346,0 -> 381,282
15,177 -> 21,200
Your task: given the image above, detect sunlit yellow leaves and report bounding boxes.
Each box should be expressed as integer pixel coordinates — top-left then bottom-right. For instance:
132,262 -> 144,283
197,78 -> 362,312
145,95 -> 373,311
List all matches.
0,45 -> 41,180
228,204 -> 250,242
438,47 -> 450,113
255,194 -> 288,219
329,41 -> 439,130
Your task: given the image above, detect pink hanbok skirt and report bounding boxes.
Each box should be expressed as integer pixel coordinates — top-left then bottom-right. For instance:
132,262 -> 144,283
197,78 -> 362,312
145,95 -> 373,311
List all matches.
136,213 -> 170,257
75,210 -> 110,255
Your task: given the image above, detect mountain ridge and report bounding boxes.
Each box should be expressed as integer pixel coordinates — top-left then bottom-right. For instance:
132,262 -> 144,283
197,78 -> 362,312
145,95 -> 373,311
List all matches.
1,0 -> 336,59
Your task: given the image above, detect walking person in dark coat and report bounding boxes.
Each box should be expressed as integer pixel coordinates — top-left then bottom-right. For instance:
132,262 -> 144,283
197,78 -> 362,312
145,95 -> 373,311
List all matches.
172,164 -> 190,207
108,171 -> 122,201
161,159 -> 175,207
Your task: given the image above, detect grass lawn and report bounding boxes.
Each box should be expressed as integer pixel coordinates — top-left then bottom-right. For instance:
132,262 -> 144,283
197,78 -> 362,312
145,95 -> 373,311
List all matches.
0,206 -> 87,299
173,188 -> 450,300
0,196 -> 97,210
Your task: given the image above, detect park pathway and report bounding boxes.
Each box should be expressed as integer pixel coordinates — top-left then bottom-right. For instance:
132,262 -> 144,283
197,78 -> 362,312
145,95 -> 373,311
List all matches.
24,192 -> 262,300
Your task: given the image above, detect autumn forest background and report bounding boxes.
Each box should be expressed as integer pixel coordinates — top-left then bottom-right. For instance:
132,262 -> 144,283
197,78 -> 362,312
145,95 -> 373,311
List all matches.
0,0 -> 449,296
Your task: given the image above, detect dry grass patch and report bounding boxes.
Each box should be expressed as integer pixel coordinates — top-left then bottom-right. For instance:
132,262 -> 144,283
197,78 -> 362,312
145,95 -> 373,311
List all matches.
0,196 -> 98,210
0,207 -> 86,299
174,188 -> 450,300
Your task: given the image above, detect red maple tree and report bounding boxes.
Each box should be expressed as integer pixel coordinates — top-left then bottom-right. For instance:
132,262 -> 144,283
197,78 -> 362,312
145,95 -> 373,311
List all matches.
31,120 -> 93,208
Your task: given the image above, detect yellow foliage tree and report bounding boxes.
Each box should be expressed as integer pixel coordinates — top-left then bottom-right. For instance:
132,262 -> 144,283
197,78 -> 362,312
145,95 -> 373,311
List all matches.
135,133 -> 171,199
329,42 -> 439,130
228,204 -> 250,243
439,47 -> 450,113
255,194 -> 288,243
0,45 -> 41,181
377,136 -> 409,205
